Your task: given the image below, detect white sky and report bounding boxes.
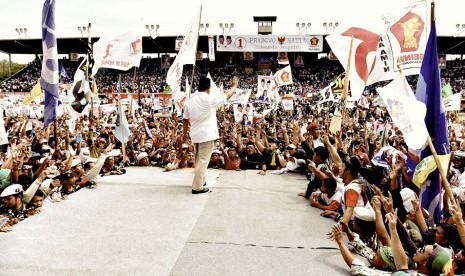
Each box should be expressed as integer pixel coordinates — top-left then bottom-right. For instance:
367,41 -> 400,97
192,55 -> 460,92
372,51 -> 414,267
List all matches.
0,0 -> 462,63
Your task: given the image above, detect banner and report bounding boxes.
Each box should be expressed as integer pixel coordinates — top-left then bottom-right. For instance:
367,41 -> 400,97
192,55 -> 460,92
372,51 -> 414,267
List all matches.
161,54 -> 171,69
208,36 -> 215,61
294,53 -> 304,67
92,30 -> 143,75
256,76 -> 278,104
216,35 -> 323,52
175,37 -> 183,51
196,51 -> 203,60
70,52 -> 79,62
243,52 -> 254,61
277,52 -> 289,64
326,0 -> 429,100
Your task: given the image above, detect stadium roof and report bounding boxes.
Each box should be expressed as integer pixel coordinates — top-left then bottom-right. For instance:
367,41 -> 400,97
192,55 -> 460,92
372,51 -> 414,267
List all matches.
0,35 -> 463,56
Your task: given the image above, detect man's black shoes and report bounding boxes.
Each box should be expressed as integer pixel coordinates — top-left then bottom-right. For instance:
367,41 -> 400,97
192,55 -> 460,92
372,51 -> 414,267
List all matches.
192,187 -> 210,194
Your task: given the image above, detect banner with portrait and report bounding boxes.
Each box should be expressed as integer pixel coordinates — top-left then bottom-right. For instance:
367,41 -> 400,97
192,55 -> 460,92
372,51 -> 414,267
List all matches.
256,76 -> 278,104
216,35 -> 323,52
161,54 -> 171,69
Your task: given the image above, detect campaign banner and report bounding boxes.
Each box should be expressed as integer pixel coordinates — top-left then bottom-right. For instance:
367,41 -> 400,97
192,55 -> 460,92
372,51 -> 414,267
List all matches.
208,36 -> 215,61
216,35 -> 323,52
175,37 -> 183,51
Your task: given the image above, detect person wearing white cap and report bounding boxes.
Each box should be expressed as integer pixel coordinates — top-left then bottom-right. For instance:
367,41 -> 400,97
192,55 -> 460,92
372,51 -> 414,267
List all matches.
136,152 -> 149,166
0,184 -> 27,223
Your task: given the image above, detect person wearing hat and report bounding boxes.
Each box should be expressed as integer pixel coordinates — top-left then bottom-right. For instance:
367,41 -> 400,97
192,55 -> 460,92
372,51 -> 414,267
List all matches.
100,154 -> 126,176
208,150 -> 223,169
305,121 -> 324,149
136,152 -> 150,166
0,184 -> 27,223
238,140 -> 263,170
328,223 -> 401,275
182,75 -> 239,194
255,136 -> 282,175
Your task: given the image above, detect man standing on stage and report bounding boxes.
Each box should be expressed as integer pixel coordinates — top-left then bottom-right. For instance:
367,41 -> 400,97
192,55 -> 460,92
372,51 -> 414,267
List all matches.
182,76 -> 239,194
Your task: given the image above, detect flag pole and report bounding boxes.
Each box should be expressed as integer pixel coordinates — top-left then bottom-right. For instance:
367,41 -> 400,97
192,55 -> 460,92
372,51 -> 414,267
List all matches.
188,5 -> 202,98
426,136 -> 455,207
117,74 -> 126,163
341,36 -> 353,125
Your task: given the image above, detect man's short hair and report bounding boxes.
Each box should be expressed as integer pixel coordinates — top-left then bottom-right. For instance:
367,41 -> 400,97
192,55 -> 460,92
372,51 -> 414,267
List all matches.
314,146 -> 329,162
198,77 -> 211,91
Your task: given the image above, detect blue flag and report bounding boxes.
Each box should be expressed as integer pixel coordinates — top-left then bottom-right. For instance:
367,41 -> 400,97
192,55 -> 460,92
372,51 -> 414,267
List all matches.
41,0 -> 59,126
59,63 -> 68,79
415,22 -> 449,225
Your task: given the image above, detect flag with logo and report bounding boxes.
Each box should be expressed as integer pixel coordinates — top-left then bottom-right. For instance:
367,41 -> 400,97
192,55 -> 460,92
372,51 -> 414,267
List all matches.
92,30 -> 143,76
415,21 -> 448,225
41,0 -> 59,126
68,58 -> 91,119
277,52 -> 289,65
317,84 -> 335,105
23,79 -> 43,106
274,65 -> 293,86
243,52 -> 254,61
413,154 -> 451,188
166,6 -> 201,90
377,72 -> 429,150
326,1 -> 429,100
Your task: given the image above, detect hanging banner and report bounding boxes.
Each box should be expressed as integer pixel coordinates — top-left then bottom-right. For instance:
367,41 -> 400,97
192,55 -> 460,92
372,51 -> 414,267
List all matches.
196,51 -> 203,60
243,51 -> 254,61
175,37 -> 183,51
216,35 -> 323,52
208,36 -> 215,61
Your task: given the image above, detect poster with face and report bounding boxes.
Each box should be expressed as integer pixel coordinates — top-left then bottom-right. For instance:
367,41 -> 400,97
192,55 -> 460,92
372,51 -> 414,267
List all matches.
256,76 -> 278,104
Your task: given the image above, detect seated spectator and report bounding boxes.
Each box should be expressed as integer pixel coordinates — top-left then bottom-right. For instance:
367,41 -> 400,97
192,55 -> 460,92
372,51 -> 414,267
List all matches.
309,177 -> 342,212
222,146 -> 241,171
208,150 -> 223,169
25,189 -> 45,216
238,141 -> 262,170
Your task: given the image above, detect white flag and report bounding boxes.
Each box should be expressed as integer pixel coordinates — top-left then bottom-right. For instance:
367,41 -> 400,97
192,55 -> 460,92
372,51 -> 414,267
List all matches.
0,107 -> 8,145
274,65 -> 293,87
317,84 -> 335,104
377,72 -> 428,150
444,93 -> 461,111
326,1 -> 429,100
166,7 -> 201,90
68,59 -> 91,120
92,30 -> 143,76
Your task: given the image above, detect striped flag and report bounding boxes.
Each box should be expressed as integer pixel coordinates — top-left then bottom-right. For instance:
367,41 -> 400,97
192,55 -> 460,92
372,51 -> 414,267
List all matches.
41,0 -> 59,126
415,21 -> 449,225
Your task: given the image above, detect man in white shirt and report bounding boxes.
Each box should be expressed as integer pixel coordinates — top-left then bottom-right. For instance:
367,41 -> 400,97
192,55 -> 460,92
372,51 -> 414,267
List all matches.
182,76 -> 239,194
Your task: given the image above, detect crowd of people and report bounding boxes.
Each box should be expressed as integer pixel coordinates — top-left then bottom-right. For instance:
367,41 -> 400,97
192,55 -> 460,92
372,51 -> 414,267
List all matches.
2,55 -> 465,275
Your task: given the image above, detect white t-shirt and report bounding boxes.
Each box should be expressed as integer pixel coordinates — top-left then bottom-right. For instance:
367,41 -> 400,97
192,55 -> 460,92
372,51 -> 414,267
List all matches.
183,91 -> 226,143
341,180 -> 365,213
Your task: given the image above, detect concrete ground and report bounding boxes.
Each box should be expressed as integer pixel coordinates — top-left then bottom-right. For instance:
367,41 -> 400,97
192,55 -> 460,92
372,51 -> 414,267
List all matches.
0,168 -> 348,276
